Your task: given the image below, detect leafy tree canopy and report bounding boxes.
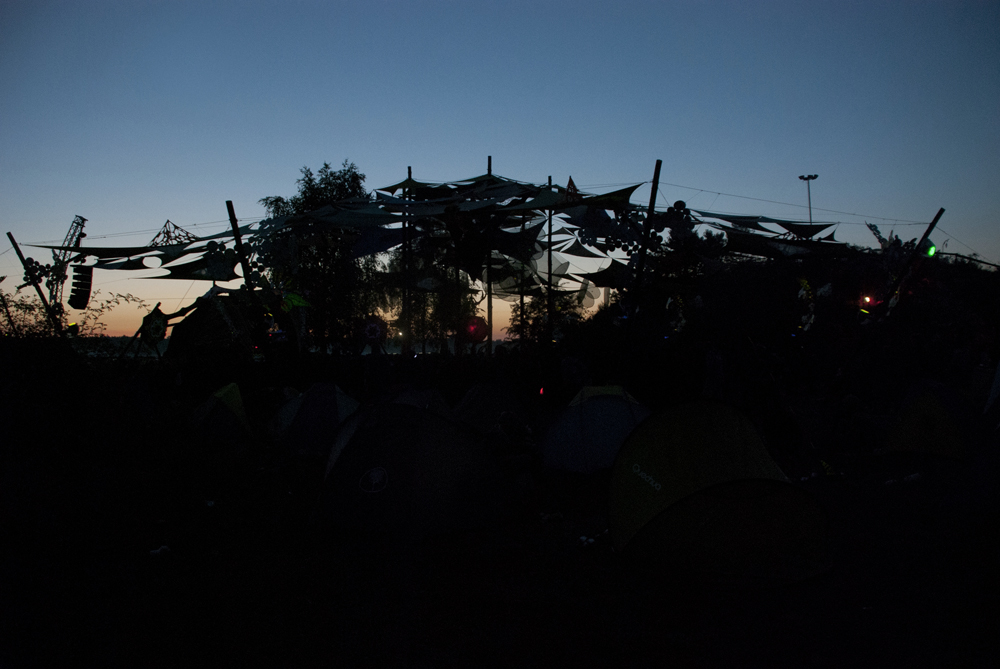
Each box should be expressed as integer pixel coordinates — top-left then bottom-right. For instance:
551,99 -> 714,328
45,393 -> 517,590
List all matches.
259,160 -> 367,218
251,160 -> 381,349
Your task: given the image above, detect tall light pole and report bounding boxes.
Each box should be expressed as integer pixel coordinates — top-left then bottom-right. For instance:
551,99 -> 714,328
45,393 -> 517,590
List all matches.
799,174 -> 818,223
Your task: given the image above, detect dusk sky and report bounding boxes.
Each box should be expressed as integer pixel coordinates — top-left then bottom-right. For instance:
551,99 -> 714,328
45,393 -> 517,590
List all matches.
2,0 -> 997,336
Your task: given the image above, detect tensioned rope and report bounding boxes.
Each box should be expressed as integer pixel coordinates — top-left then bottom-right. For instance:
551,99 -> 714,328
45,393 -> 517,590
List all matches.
25,217 -> 262,245
637,180 -> 994,263
935,225 -> 985,258
633,179 -> 929,225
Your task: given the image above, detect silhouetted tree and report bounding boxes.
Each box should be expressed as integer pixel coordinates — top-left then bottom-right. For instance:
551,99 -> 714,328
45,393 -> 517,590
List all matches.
507,292 -> 583,346
384,239 -> 480,353
252,160 -> 387,351
259,160 -> 367,218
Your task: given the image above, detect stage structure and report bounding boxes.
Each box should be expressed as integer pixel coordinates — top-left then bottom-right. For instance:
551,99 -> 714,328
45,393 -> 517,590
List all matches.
29,159 -> 851,348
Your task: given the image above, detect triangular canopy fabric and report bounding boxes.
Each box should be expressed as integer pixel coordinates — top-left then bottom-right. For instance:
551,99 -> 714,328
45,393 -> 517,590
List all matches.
500,188 -> 571,212
558,239 -> 605,259
96,257 -> 156,271
713,225 -> 849,259
490,222 -> 544,262
30,244 -> 163,260
376,176 -> 433,194
136,254 -> 240,282
576,260 -> 631,288
350,225 -> 409,259
579,184 -> 643,209
690,211 -> 775,233
692,210 -> 836,239
770,221 -> 835,239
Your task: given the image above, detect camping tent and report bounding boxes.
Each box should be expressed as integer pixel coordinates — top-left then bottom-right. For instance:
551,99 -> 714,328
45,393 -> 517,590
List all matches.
542,386 -> 650,474
454,382 -> 532,452
320,401 -> 506,542
384,385 -> 455,420
269,383 -> 359,459
187,383 -> 257,487
609,402 -> 829,586
883,380 -> 974,461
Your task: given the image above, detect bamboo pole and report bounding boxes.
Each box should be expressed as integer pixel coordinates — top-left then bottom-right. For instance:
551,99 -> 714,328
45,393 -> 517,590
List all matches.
633,159 -> 662,292
487,245 -> 493,356
225,201 -> 253,289
883,207 -> 945,309
403,166 -> 412,355
519,219 -> 526,347
547,176 -> 553,344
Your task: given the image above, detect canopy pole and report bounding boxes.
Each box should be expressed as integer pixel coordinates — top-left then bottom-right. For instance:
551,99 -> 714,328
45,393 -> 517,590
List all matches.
6,232 -> 62,334
884,207 -> 945,311
633,159 -> 662,293
519,219 -> 526,347
547,176 -> 553,345
455,258 -> 461,357
402,166 -> 412,355
487,246 -> 493,357
226,201 -> 253,290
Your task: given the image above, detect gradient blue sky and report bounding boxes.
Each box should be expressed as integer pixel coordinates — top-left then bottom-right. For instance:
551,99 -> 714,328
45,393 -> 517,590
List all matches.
2,0 -> 998,335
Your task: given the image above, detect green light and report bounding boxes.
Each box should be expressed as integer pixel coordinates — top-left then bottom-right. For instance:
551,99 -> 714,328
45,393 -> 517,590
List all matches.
926,244 -> 936,257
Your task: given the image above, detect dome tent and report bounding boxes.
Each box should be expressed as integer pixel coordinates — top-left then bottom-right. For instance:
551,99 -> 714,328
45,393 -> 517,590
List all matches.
269,383 -> 359,459
454,381 -> 532,452
186,382 -> 259,490
385,385 -> 454,420
319,399 -> 506,543
609,402 -> 829,586
883,380 -> 975,461
542,386 -> 650,474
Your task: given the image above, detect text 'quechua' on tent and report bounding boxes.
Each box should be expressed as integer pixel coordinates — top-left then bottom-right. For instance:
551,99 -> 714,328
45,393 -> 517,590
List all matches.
609,402 -> 830,587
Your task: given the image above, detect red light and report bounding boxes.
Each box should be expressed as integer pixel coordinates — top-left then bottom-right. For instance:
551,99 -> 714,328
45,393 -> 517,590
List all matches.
539,387 -> 544,395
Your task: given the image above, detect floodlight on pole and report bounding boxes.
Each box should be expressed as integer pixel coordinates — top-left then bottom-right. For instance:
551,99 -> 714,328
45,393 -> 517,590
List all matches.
798,175 -> 818,223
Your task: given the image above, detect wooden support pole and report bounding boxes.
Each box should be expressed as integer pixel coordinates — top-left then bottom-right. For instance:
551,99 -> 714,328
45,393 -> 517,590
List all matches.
6,232 -> 62,334
519,219 -> 526,347
226,201 -> 253,290
914,208 -> 945,261
633,159 -> 662,293
403,166 -> 412,354
884,207 -> 945,307
455,262 -> 461,356
547,176 -> 554,344
486,248 -> 493,357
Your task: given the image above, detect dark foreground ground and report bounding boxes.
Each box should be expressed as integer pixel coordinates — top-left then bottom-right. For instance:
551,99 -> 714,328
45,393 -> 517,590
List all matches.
2,340 -> 998,668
